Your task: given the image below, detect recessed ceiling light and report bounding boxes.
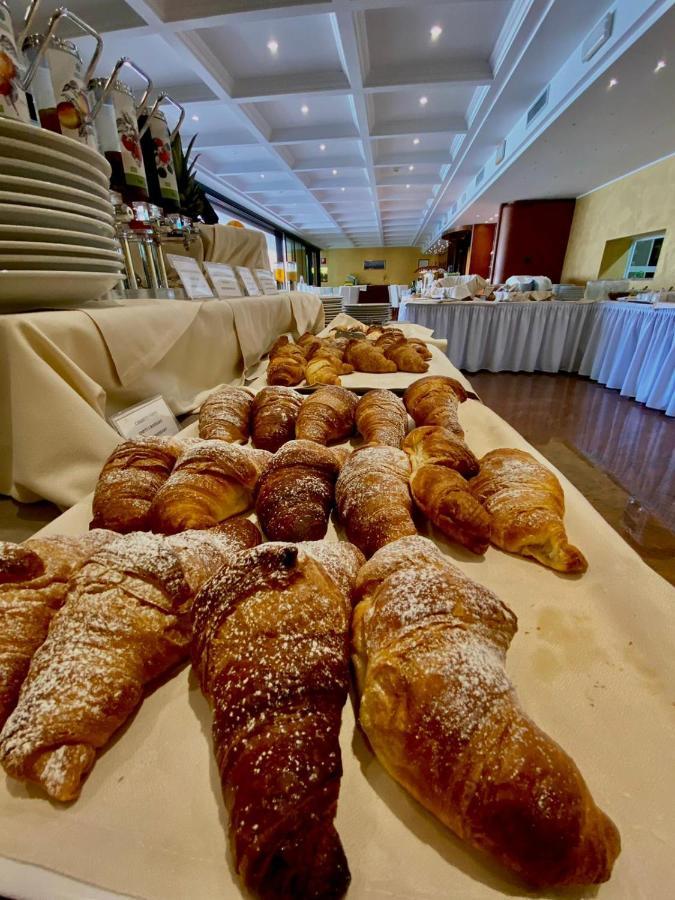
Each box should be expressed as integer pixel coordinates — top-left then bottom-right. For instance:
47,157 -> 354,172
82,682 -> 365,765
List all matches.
406,184 -> 410,189
608,77 -> 618,89
430,25 -> 443,41
408,165 -> 414,171
341,187 -> 346,192
332,169 -> 338,175
267,39 -> 278,54
319,144 -> 326,151
301,104 -> 309,114
413,138 -> 420,145
419,96 -> 428,106
260,173 -> 265,179
191,115 -> 199,121
655,59 -> 666,72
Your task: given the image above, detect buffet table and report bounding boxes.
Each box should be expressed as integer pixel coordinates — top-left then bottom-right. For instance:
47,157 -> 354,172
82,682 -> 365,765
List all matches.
579,302 -> 675,415
399,299 -> 599,373
0,346 -> 673,900
0,292 -> 323,507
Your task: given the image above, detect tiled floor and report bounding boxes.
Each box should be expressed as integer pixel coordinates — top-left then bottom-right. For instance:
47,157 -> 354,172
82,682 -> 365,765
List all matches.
468,371 -> 675,585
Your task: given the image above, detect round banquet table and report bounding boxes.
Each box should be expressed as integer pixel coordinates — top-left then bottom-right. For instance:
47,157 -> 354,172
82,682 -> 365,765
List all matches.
578,302 -> 675,416
399,299 -> 599,374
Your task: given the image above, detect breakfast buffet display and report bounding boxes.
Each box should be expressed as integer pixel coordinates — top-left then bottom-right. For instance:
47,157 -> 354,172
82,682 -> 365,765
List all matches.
1,317 -> 634,898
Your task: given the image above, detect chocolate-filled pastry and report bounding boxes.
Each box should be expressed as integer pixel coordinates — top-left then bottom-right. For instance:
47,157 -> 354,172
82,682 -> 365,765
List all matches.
191,541 -> 364,900
255,440 -> 342,541
251,386 -> 303,453
90,438 -> 179,533
199,385 -> 254,444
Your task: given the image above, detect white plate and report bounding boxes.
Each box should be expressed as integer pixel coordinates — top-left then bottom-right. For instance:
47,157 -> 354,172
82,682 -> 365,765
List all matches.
0,117 -> 110,178
0,240 -> 121,260
0,224 -> 118,249
0,156 -> 110,199
0,255 -> 124,272
0,191 -> 113,224
0,271 -> 123,308
0,205 -> 115,237
1,137 -> 110,189
0,176 -> 112,214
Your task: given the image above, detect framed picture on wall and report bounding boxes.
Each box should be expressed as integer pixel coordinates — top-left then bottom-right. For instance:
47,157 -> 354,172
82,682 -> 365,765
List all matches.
364,259 -> 385,270
417,258 -> 430,268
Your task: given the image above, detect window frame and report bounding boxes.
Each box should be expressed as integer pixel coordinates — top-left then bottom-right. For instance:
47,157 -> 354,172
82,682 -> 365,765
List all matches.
624,233 -> 665,280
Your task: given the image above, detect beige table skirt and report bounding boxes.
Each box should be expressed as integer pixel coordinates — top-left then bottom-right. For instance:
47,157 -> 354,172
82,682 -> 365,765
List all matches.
0,369 -> 673,899
0,292 -> 321,507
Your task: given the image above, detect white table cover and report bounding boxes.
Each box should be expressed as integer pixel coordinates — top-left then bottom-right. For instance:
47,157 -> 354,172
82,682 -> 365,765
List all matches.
578,302 -> 675,416
400,299 -> 599,374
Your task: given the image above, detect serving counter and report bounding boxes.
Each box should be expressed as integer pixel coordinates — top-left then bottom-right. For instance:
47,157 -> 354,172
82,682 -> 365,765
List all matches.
0,292 -> 323,506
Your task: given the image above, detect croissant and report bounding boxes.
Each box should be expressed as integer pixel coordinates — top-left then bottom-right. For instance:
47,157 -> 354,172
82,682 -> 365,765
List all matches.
355,389 -> 408,447
251,386 -> 303,453
402,425 -> 479,478
335,444 -> 417,557
199,385 -> 254,444
0,530 -> 113,728
0,527 -> 258,801
345,340 -> 397,374
471,448 -> 588,573
374,332 -> 406,353
403,375 -> 468,438
312,345 -> 349,364
191,541 -> 364,900
352,536 -> 620,886
306,355 -> 351,387
383,342 -> 429,373
409,465 -> 490,554
296,332 -> 323,358
255,440 -> 341,541
406,338 -> 432,360
295,385 -> 358,446
149,440 -> 271,534
272,343 -> 306,362
267,353 -> 306,387
269,335 -> 290,357
90,438 -> 179,532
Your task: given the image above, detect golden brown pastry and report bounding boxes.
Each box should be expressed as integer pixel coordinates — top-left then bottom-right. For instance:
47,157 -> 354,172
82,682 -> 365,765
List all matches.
267,353 -> 306,387
402,425 -> 479,478
191,541 -> 364,900
355,389 -> 408,448
403,375 -> 468,438
272,343 -> 306,362
345,340 -> 397,374
0,531 -> 113,728
383,341 -> 429,373
251,386 -> 303,453
296,332 -> 323,358
0,528 -> 257,802
305,354 -> 352,387
409,465 -> 490,554
198,385 -> 254,444
295,385 -> 358,446
406,338 -> 432,360
471,448 -> 588,573
373,331 -> 406,354
149,440 -> 271,534
352,536 -> 619,886
335,444 -> 416,557
255,440 -> 342,541
269,335 -> 290,357
90,438 -> 179,533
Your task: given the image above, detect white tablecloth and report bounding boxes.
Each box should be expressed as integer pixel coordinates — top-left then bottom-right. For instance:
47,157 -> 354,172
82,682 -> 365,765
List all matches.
0,293 -> 322,506
400,299 -> 599,374
579,302 -> 675,416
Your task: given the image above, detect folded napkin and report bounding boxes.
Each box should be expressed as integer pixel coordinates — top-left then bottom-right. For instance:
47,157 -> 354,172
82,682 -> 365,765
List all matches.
83,299 -> 202,386
288,290 -> 324,335
198,224 -> 267,269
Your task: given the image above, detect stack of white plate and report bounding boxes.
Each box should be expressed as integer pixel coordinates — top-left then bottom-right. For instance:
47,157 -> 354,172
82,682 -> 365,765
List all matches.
0,118 -> 124,310
552,284 -> 585,301
321,295 -> 343,324
342,302 -> 391,325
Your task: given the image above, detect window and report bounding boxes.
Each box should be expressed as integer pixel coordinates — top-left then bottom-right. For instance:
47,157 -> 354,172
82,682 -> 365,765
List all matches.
625,233 -> 665,279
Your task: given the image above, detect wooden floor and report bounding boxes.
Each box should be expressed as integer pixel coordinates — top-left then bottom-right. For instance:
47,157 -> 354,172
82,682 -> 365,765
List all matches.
468,371 -> 675,585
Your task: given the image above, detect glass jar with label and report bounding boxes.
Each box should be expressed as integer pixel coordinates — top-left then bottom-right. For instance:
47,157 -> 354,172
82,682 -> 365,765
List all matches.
21,9 -> 102,143
89,59 -> 152,204
138,94 -> 184,214
0,0 -> 41,123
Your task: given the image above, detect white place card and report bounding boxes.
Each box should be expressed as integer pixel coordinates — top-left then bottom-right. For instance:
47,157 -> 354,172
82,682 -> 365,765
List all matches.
110,395 -> 180,439
254,268 -> 279,295
236,266 -> 263,296
204,262 -> 243,298
166,254 -> 214,299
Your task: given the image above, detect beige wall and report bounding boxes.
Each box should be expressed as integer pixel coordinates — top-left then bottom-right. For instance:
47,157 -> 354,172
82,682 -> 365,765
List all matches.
324,247 -> 424,285
562,155 -> 675,288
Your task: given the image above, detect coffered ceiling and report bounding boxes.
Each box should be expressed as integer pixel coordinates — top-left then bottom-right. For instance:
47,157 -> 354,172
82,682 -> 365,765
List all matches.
14,0 -> 675,249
